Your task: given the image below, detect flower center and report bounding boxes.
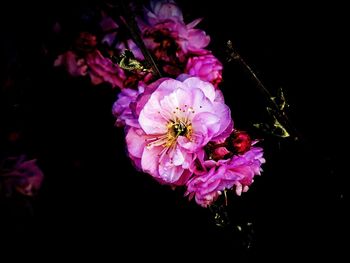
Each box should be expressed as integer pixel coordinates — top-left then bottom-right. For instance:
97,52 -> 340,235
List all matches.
173,122 -> 188,136
166,120 -> 192,147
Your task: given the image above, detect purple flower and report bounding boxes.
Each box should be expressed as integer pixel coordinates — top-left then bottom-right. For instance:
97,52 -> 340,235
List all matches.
186,147 -> 265,207
0,155 -> 44,197
185,54 -> 223,88
126,77 -> 233,185
112,86 -> 144,128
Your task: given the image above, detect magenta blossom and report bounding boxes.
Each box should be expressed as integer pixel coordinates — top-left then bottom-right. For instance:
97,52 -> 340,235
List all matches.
126,77 -> 233,185
186,147 -> 265,207
0,155 -> 44,197
138,0 -> 210,75
185,54 -> 223,88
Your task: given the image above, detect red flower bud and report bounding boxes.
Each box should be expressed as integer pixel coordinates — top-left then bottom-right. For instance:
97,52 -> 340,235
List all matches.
227,131 -> 252,154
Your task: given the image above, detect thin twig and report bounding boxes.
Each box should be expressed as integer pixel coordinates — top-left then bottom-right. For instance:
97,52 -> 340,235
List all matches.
226,40 -> 301,141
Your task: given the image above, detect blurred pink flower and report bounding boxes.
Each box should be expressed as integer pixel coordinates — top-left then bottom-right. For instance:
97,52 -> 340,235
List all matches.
126,77 -> 232,185
86,50 -> 126,88
0,155 -> 44,197
54,50 -> 126,88
186,147 -> 265,207
185,54 -> 223,87
144,0 -> 184,25
54,51 -> 88,77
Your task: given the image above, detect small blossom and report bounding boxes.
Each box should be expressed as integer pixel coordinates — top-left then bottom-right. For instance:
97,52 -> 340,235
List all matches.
186,147 -> 264,207
138,0 -> 210,75
185,54 -> 223,87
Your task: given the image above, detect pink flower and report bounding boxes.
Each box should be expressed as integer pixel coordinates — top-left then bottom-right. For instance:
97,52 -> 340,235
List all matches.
126,77 -> 233,185
0,155 -> 44,197
186,147 -> 265,207
86,50 -> 126,88
138,0 -> 210,75
185,54 -> 223,87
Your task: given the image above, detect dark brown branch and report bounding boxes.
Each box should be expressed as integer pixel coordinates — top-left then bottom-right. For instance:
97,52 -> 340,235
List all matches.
118,0 -> 162,77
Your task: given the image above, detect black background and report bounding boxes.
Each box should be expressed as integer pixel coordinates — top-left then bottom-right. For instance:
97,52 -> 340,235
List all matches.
1,0 -> 347,261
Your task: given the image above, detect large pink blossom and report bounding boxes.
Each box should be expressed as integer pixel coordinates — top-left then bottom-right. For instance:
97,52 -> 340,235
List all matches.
185,54 -> 223,88
126,77 -> 233,185
186,147 -> 265,207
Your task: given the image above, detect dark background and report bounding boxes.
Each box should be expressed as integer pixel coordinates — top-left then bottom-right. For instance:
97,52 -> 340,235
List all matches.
1,0 -> 347,261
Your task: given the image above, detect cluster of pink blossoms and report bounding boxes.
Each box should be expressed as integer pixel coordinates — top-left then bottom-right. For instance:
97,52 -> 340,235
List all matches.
54,0 -> 265,207
114,75 -> 264,207
112,1 -> 265,207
